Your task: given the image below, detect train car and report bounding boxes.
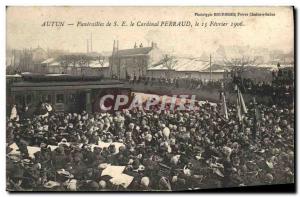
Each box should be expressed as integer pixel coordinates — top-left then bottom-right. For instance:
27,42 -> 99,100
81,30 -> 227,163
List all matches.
7,74 -> 132,117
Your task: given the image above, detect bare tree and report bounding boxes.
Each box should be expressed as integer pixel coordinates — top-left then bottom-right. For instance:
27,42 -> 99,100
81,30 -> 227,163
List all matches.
57,54 -> 94,75
224,55 -> 258,76
162,54 -> 176,78
223,54 -> 259,91
97,56 -> 106,67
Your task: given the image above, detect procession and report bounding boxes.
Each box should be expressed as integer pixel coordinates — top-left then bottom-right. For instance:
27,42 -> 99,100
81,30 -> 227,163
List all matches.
6,83 -> 294,191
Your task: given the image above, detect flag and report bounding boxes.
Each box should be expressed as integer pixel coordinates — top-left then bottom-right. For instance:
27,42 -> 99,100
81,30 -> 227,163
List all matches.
253,97 -> 261,130
238,88 -> 248,114
220,92 -> 228,119
236,91 -> 242,122
236,86 -> 247,122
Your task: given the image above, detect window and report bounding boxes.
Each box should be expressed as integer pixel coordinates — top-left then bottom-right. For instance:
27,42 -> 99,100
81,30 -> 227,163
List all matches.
47,95 -> 52,103
40,95 -> 51,103
43,95 -> 52,103
15,95 -> 24,105
68,94 -> 77,103
185,73 -> 191,78
26,94 -> 32,105
56,94 -> 64,103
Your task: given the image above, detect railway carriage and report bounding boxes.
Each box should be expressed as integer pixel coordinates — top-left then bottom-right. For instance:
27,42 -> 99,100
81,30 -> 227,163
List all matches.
6,74 -> 132,116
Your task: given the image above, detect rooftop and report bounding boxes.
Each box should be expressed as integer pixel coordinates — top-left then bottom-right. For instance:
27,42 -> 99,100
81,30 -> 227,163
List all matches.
113,47 -> 153,57
10,78 -> 125,91
148,57 -> 226,72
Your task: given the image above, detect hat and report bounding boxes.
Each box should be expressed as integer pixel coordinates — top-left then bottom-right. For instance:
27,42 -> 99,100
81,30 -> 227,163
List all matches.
129,123 -> 135,129
88,181 -> 99,190
162,127 -> 170,139
98,163 -> 109,170
67,179 -> 77,191
108,144 -> 117,153
266,160 -> 274,169
183,166 -> 192,176
171,176 -> 178,183
141,177 -> 150,187
158,177 -> 171,191
44,181 -> 61,189
145,133 -> 152,142
138,165 -> 145,171
170,155 -> 180,166
57,169 -> 74,179
132,159 -> 140,170
8,155 -> 21,163
99,180 -> 106,189
119,145 -> 126,152
21,159 -> 34,165
265,173 -> 274,183
170,138 -> 176,145
223,146 -> 232,156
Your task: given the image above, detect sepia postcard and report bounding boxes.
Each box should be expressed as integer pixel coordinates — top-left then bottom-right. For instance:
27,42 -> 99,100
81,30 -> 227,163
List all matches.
6,6 -> 295,192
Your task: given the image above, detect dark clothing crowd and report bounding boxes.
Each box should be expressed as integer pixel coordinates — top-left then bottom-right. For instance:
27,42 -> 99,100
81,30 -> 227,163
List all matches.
125,72 -> 294,107
232,72 -> 294,106
127,75 -> 223,91
6,100 -> 294,191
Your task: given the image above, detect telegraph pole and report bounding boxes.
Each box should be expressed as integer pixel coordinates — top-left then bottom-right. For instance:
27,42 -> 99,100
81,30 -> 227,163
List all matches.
111,40 -> 115,78
87,39 -> 89,53
117,40 -> 120,79
90,33 -> 93,52
209,54 -> 212,81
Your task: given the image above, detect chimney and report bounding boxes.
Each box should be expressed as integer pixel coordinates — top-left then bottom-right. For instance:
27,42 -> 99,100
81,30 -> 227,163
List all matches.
112,40 -> 116,55
90,33 -> 93,52
151,42 -> 157,48
117,40 -> 119,54
87,39 -> 89,53
134,42 -> 137,48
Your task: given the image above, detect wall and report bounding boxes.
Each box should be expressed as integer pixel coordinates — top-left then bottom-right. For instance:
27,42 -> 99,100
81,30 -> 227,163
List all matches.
240,69 -> 273,83
120,55 -> 149,79
148,46 -> 164,66
39,65 -> 109,77
110,55 -> 150,79
146,70 -> 225,81
146,70 -> 176,78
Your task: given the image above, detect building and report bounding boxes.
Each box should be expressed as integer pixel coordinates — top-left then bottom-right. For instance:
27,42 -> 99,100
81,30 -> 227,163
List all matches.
6,47 -> 48,74
109,41 -> 164,79
31,46 -> 48,63
39,55 -> 110,77
147,57 -> 228,81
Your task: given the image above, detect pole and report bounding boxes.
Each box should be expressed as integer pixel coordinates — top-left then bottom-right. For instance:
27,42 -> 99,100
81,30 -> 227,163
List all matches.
209,54 -> 212,81
117,40 -> 120,79
111,40 -> 115,78
90,33 -> 93,52
87,39 -> 89,53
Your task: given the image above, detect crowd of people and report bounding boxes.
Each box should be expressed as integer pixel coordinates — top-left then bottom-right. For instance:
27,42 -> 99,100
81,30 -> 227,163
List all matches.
232,73 -> 294,105
125,71 -> 294,107
127,75 -> 224,91
6,98 -> 294,191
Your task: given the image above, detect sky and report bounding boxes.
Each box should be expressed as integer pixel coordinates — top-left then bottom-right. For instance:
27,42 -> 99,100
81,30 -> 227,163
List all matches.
6,6 -> 294,56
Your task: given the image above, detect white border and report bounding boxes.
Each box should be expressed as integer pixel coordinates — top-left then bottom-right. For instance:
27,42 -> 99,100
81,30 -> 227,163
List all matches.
0,0 -> 298,197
